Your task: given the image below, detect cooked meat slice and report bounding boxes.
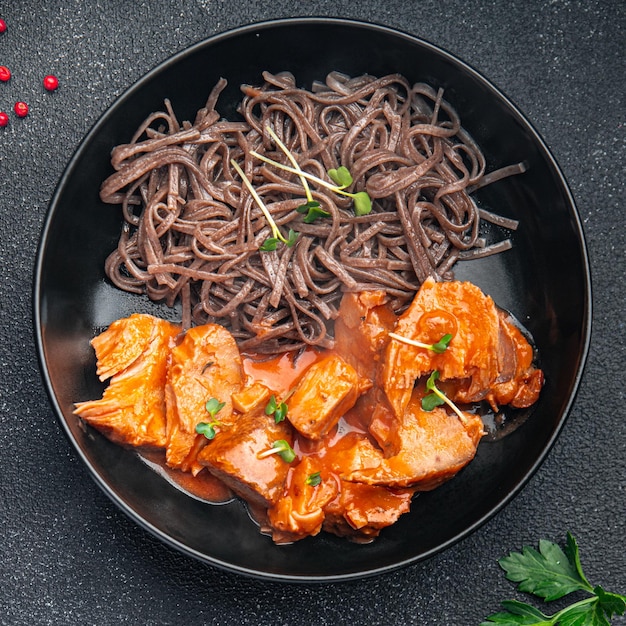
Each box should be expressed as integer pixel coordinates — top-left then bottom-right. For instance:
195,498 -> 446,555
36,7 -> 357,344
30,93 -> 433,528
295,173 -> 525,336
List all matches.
197,406 -> 294,508
165,323 -> 243,474
267,456 -> 339,543
231,381 -> 272,414
346,386 -> 484,489
287,354 -> 371,440
485,311 -> 544,410
89,313 -> 174,382
356,386 -> 402,456
74,314 -> 180,448
383,277 -> 502,418
334,290 -> 396,382
322,481 -> 414,542
313,429 -> 413,541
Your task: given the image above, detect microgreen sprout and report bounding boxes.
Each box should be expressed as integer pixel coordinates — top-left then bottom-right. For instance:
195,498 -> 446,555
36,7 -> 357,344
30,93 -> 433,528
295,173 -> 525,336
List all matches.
421,371 -> 468,425
296,200 -> 330,223
389,332 -> 453,354
249,145 -> 372,216
265,394 -> 288,423
258,228 -> 298,251
305,471 -> 322,487
327,166 -> 353,188
230,158 -> 299,250
257,439 -> 296,463
195,397 -> 226,440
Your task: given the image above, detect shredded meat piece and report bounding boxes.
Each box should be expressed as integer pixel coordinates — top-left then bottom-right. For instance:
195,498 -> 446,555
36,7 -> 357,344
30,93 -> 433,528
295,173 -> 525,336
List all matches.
165,323 -> 243,474
383,277 -> 528,417
346,387 -> 484,489
74,314 -> 180,448
197,406 -> 294,508
74,277 -> 543,543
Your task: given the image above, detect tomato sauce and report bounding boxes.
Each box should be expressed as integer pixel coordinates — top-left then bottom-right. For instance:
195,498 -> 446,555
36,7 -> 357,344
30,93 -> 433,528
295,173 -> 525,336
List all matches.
139,449 -> 234,503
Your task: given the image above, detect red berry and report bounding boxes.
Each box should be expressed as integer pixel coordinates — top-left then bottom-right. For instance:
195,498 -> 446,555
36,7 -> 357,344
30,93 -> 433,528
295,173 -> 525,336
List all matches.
0,19 -> 6,33
14,101 -> 29,118
43,74 -> 59,91
0,112 -> 8,127
0,65 -> 11,82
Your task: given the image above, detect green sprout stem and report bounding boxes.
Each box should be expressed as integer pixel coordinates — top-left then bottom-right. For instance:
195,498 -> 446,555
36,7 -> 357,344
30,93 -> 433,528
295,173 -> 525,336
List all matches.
249,151 -> 372,215
265,126 -> 315,205
251,151 -> 350,195
195,397 -> 226,440
230,158 -> 298,249
305,471 -> 322,487
389,332 -> 452,354
257,439 -> 296,463
422,371 -> 468,426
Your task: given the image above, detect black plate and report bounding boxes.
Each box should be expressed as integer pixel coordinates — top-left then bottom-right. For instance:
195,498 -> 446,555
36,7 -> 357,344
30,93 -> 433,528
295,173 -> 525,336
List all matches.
34,18 -> 591,581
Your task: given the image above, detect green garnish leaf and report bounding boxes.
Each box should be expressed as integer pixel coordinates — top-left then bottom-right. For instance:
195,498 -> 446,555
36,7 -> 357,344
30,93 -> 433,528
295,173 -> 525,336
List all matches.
593,586 -> 626,617
431,333 -> 453,354
264,395 -> 278,416
285,228 -> 299,247
273,402 -> 288,423
296,200 -> 321,213
422,391 -> 446,411
480,599 -> 550,625
482,533 -> 626,626
259,237 -> 279,252
353,191 -> 372,216
389,332 -> 454,353
250,149 -> 371,219
205,397 -> 226,418
499,534 -> 592,601
274,440 -> 296,463
425,370 -> 440,391
327,166 -> 353,188
257,439 -> 296,463
265,394 -> 288,423
195,421 -> 216,440
297,201 -> 331,223
422,371 -> 446,410
421,370 -> 468,426
230,158 -> 297,251
305,471 -> 322,487
195,398 -> 226,439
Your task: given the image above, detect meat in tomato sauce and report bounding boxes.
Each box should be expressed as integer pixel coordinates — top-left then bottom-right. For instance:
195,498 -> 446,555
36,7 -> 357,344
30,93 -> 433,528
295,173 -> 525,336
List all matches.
74,279 -> 543,543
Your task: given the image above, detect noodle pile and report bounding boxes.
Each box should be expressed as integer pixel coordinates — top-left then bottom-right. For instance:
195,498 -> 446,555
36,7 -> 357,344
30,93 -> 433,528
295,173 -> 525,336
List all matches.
100,71 -> 522,354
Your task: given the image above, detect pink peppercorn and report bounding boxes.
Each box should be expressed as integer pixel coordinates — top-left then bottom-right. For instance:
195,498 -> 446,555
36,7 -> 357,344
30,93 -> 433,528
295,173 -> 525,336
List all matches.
14,101 -> 29,118
0,112 -> 8,127
43,74 -> 59,91
0,65 -> 11,82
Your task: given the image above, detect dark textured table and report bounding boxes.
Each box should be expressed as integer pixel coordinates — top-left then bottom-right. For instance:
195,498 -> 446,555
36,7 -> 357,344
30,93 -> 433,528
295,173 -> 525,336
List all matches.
1,2 -> 624,625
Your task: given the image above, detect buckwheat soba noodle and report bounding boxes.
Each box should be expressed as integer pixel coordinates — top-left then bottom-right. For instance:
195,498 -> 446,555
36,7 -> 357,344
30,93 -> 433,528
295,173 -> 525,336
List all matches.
100,71 -> 524,354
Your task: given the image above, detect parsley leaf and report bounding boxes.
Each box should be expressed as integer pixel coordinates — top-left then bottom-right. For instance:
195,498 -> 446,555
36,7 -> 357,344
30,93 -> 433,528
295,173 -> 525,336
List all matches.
500,536 -> 589,601
482,533 -> 626,626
